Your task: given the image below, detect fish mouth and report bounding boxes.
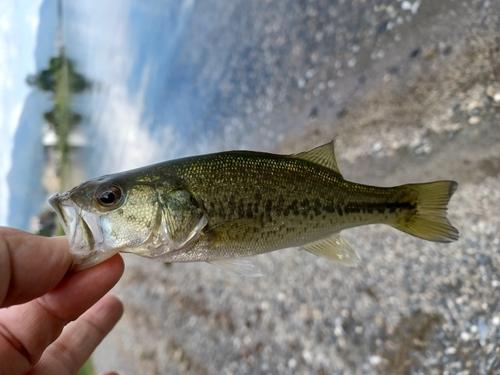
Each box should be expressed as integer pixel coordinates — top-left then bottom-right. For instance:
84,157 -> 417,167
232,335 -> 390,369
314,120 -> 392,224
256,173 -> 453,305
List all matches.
49,193 -> 118,271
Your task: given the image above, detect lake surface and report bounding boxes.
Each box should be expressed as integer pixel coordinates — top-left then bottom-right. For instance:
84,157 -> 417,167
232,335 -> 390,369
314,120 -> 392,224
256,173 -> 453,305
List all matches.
8,0 -> 306,229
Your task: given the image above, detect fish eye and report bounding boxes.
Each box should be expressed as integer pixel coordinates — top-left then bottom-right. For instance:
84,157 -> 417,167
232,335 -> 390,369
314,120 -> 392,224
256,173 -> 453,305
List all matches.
95,185 -> 123,208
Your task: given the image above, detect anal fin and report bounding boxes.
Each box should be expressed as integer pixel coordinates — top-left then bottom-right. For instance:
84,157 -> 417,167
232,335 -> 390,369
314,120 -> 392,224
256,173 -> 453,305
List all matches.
302,233 -> 360,267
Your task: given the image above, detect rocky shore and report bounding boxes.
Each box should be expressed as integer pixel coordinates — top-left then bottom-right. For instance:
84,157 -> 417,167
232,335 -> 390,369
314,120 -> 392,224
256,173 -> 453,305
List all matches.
92,1 -> 500,374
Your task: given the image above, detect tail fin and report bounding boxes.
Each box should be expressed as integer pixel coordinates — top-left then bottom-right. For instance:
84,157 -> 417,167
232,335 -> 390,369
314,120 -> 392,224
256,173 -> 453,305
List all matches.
392,181 -> 459,243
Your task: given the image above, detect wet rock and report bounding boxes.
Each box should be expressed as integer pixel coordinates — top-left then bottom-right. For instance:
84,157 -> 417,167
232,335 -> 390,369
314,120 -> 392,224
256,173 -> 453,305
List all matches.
468,116 -> 481,125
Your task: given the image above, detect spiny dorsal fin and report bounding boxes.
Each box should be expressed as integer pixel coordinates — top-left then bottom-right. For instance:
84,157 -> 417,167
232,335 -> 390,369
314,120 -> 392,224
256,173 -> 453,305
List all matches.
293,141 -> 341,175
302,233 -> 360,267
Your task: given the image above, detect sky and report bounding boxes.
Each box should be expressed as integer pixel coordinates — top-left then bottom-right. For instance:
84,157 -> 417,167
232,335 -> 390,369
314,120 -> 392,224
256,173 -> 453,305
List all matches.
0,1 -> 43,226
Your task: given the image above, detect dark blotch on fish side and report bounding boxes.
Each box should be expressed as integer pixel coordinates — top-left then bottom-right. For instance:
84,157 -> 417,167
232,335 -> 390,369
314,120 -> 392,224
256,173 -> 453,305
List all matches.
275,195 -> 284,216
313,198 -> 322,216
246,203 -> 254,218
323,204 -> 336,214
290,200 -> 300,216
342,202 -> 416,215
265,199 -> 273,216
300,199 -> 311,210
237,199 -> 245,218
253,202 -> 260,215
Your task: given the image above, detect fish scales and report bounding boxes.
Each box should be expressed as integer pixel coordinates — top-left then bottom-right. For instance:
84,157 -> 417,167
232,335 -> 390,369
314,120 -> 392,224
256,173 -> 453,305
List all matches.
49,141 -> 459,274
164,152 -> 412,257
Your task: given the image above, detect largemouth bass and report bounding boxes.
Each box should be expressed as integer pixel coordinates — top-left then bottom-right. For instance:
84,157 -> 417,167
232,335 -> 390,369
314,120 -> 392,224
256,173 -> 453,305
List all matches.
49,142 -> 458,275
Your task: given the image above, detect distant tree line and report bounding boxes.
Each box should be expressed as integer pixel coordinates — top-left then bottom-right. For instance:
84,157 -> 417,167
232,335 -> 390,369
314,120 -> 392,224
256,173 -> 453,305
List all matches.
26,52 -> 91,135
26,51 -> 92,236
26,55 -> 91,93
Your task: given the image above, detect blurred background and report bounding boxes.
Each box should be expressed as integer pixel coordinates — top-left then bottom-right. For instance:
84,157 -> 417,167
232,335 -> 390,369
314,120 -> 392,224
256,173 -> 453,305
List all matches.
1,0 -> 500,374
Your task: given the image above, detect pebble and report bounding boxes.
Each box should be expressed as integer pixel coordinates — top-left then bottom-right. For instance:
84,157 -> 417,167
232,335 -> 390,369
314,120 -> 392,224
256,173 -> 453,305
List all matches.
445,347 -> 457,355
470,107 -> 481,116
492,316 -> 500,326
486,85 -> 500,102
468,116 -> 481,125
414,143 -> 432,154
401,1 -> 412,11
302,350 -> 313,363
369,355 -> 383,365
460,331 -> 472,341
411,1 -> 420,14
467,101 -> 482,111
486,85 -> 497,97
305,69 -> 315,79
477,317 -> 489,341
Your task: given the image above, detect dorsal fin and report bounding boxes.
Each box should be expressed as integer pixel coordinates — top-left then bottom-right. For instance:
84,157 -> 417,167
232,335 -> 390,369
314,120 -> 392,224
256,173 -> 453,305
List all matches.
293,141 -> 341,175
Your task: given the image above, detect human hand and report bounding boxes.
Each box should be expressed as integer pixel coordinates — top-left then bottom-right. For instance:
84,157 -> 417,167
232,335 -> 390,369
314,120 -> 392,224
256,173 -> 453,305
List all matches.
0,227 -> 124,375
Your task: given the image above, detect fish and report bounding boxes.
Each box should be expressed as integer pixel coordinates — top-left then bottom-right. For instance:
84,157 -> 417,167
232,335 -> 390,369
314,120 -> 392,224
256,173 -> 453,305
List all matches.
49,141 -> 459,275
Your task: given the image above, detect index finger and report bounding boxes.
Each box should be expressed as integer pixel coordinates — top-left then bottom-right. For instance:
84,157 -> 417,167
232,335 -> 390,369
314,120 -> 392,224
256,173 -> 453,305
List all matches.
0,227 -> 73,307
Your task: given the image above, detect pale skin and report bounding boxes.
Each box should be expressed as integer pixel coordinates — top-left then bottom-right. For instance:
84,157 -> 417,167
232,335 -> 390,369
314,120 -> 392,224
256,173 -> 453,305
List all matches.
0,227 -> 124,375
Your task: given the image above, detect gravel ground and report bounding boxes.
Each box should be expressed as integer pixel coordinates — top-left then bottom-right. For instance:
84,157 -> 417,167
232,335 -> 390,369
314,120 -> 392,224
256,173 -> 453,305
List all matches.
93,1 -> 500,374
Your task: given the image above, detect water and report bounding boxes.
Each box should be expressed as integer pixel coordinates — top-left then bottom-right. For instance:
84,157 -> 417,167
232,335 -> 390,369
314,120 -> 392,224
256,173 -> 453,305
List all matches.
63,0 -> 284,176
6,0 -> 292,230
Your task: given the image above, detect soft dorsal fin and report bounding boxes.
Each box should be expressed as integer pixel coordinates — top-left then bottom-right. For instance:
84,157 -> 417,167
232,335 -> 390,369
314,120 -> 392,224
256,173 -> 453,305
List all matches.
293,141 -> 341,175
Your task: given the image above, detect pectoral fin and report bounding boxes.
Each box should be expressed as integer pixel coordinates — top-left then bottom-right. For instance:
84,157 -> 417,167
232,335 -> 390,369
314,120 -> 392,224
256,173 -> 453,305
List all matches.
302,233 -> 360,266
207,258 -> 263,277
164,190 -> 208,249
